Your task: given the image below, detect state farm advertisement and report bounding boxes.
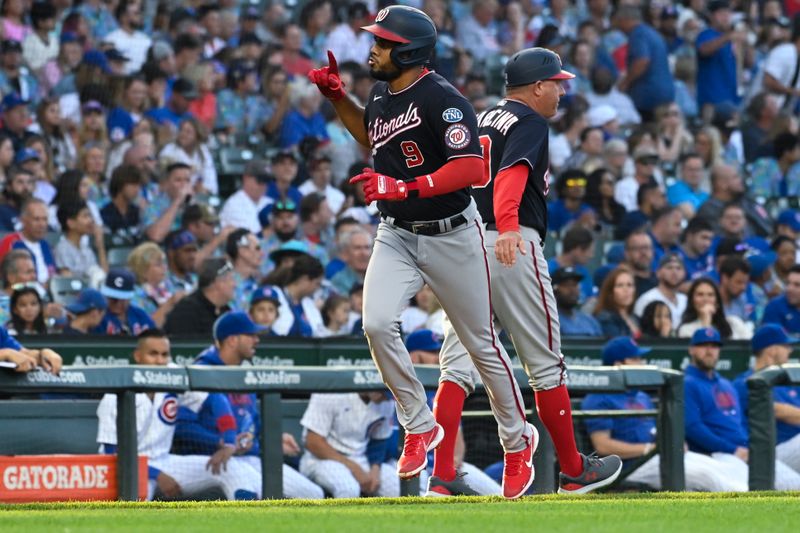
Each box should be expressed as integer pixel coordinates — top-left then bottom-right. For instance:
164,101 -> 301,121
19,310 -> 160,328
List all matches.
0,455 -> 147,502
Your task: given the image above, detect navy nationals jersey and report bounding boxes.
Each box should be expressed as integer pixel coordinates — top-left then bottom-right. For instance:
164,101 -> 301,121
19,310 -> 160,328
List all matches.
364,71 -> 481,221
473,98 -> 550,236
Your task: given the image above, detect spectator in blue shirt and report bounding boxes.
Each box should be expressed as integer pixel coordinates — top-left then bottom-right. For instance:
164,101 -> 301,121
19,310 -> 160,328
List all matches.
94,268 -> 155,336
548,225 -> 595,303
667,153 -> 708,219
279,80 -> 329,149
582,336 -> 747,491
733,324 -> 800,475
547,169 -> 596,234
145,77 -> 197,131
763,265 -> 800,334
613,5 -> 675,120
554,268 -> 602,337
695,1 -> 744,114
0,324 -> 61,373
678,217 -> 715,283
684,327 -> 800,489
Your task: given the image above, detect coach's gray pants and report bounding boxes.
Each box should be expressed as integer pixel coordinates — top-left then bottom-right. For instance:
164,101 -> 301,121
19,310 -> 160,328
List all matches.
362,200 -> 532,453
440,226 -> 567,394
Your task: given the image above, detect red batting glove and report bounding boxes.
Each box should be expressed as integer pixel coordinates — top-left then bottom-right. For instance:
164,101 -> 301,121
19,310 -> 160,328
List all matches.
307,50 -> 346,101
350,168 -> 409,203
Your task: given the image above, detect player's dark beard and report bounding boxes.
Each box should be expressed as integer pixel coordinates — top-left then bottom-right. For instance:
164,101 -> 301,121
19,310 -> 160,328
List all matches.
370,64 -> 402,81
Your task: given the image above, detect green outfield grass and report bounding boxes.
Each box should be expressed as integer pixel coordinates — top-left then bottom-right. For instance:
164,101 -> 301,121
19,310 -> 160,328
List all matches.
1,493 -> 799,532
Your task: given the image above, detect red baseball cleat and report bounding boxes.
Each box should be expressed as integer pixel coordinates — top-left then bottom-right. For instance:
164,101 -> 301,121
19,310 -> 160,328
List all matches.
502,424 -> 539,499
397,424 -> 444,479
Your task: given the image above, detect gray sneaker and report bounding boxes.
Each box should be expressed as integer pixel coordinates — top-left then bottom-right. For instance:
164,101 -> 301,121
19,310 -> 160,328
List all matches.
426,472 -> 481,497
558,453 -> 623,495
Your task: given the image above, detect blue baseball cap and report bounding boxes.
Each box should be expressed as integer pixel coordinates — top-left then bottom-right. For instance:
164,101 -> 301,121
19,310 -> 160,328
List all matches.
747,251 -> 777,280
82,49 -> 111,73
601,336 -> 651,365
777,210 -> 800,232
14,148 -> 40,165
66,288 -> 107,315
1,92 -> 28,111
752,324 -> 800,353
405,329 -> 443,352
250,285 -> 281,306
691,327 -> 723,346
101,269 -> 135,300
60,31 -> 79,44
166,230 -> 197,251
213,311 -> 267,343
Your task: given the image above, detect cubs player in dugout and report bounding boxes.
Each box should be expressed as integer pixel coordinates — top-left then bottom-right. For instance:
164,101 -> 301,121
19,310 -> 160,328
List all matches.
435,48 -> 622,496
308,5 -> 537,499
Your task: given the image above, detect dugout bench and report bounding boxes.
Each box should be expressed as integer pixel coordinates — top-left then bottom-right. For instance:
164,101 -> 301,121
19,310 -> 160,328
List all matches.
0,364 -> 685,500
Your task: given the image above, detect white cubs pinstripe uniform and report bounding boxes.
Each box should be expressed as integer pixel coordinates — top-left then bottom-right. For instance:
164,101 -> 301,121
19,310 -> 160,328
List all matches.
299,393 -> 400,498
97,392 -> 260,500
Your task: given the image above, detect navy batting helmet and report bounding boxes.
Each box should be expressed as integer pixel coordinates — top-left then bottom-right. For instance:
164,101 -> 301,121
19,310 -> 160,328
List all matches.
361,6 -> 436,69
504,47 -> 575,88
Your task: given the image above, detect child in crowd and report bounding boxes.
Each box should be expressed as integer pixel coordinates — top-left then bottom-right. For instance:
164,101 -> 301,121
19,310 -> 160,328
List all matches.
315,294 -> 350,337
249,285 -> 280,335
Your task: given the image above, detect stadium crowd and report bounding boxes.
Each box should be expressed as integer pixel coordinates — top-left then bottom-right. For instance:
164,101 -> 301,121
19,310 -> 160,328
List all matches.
0,0 -> 799,499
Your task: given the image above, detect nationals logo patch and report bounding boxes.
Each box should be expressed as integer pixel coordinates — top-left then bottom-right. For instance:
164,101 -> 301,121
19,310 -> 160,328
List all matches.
444,123 -> 470,150
376,8 -> 389,21
158,395 -> 178,425
442,107 -> 464,123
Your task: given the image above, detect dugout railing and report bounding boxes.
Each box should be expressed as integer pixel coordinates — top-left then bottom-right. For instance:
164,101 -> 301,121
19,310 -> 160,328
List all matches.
0,364 -> 684,501
747,364 -> 800,491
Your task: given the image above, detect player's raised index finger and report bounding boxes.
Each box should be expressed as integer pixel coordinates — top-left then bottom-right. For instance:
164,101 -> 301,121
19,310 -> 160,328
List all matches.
327,50 -> 338,74
349,173 -> 370,184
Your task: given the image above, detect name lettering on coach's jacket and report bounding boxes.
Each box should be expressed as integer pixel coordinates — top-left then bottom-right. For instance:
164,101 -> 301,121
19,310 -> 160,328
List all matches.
368,102 -> 422,149
477,108 -> 519,135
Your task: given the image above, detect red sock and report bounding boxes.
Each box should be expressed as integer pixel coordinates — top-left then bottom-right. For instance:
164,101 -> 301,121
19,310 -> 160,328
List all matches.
535,385 -> 583,477
432,381 -> 466,482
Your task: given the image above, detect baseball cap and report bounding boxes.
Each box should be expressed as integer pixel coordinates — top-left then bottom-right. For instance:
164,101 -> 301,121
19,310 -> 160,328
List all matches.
268,239 -> 310,264
239,33 -> 262,46
690,327 -> 723,346
251,285 -> 281,307
661,5 -> 679,19
552,267 -> 584,286
587,105 -> 618,128
272,150 -> 297,164
405,329 -> 443,352
1,39 -> 21,54
712,102 -> 739,130
66,288 -> 108,315
633,146 -> 659,162
746,251 -> 776,280
241,5 -> 260,19
82,49 -> 111,73
183,203 -> 219,226
244,159 -> 272,183
166,230 -> 198,251
716,238 -> 748,257
752,324 -> 800,353
708,0 -> 730,12
213,311 -> 267,343
81,100 -> 105,114
2,92 -> 28,111
777,210 -> 800,232
657,252 -> 683,270
172,77 -> 199,100
151,41 -> 174,61
105,47 -> 130,62
101,269 -> 136,300
601,336 -> 651,365
14,148 -> 41,165
60,31 -> 80,44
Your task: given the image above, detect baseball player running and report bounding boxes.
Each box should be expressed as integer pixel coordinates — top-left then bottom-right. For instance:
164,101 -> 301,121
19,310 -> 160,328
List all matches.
434,48 -> 622,498
308,5 -> 536,498
97,328 -> 260,500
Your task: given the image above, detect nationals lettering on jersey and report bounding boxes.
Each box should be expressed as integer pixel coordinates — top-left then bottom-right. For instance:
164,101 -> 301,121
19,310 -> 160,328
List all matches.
364,70 -> 481,221
473,98 -> 550,236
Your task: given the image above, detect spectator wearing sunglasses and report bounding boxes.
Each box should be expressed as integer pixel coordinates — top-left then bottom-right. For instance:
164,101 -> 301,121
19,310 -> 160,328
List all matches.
547,169 -> 596,234
219,159 -> 272,235
226,229 -> 263,312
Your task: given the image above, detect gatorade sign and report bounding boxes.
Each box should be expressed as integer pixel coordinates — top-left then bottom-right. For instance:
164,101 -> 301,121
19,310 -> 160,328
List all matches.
0,455 -> 147,502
